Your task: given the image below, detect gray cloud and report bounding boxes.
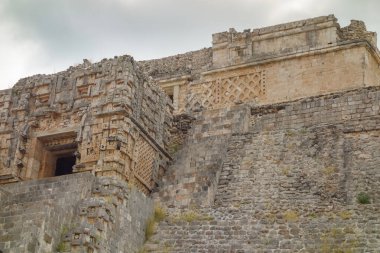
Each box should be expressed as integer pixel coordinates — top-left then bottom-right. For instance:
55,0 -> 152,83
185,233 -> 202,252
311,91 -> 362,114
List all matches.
0,0 -> 379,88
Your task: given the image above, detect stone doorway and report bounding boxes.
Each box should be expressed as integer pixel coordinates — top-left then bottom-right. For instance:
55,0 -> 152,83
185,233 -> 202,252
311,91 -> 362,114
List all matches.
37,141 -> 78,178
55,154 -> 76,176
26,131 -> 78,179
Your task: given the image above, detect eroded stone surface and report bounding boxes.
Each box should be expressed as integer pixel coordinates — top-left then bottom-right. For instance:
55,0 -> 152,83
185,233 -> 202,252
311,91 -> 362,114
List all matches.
0,55 -> 172,194
141,15 -> 380,114
146,87 -> 380,253
1,14 -> 380,253
0,173 -> 153,253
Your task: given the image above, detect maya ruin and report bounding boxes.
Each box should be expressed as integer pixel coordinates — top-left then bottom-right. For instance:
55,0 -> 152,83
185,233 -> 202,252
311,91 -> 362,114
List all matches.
0,14 -> 380,252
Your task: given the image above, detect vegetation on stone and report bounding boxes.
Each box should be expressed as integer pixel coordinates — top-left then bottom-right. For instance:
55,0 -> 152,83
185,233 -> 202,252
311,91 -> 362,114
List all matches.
357,192 -> 371,204
171,210 -> 214,223
1,14 -> 380,252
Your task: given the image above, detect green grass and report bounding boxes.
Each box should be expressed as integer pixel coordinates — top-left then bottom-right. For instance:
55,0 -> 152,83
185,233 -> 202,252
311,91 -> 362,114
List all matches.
357,192 -> 371,204
56,242 -> 68,252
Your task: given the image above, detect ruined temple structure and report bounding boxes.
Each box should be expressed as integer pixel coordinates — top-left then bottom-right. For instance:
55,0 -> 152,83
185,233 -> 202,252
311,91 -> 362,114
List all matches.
0,56 -> 172,193
0,56 -> 172,252
140,15 -> 379,114
1,15 -> 380,252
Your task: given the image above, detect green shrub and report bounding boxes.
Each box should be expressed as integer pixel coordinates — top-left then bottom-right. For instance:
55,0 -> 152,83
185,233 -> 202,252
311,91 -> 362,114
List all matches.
357,192 -> 370,204
56,242 -> 68,252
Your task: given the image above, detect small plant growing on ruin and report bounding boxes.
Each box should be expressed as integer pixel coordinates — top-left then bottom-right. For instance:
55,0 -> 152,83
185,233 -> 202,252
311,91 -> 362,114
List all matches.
162,242 -> 172,253
285,129 -> 295,136
145,217 -> 156,241
281,167 -> 290,176
169,143 -> 180,154
181,211 -> 199,222
357,192 -> 370,204
308,212 -> 317,219
338,210 -> 352,220
283,210 -> 299,222
322,166 -> 337,176
56,224 -> 73,252
173,210 -> 214,223
265,213 -> 276,223
154,204 -> 167,222
56,242 -> 69,252
60,224 -> 75,236
320,226 -> 359,253
144,204 -> 167,241
299,127 -> 308,134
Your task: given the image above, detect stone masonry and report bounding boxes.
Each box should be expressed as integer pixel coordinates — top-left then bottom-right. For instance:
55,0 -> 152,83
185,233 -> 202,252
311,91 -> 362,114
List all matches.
0,173 -> 153,253
141,15 -> 380,253
141,15 -> 380,114
0,55 -> 172,193
145,86 -> 380,253
1,14 -> 380,253
0,55 -> 171,252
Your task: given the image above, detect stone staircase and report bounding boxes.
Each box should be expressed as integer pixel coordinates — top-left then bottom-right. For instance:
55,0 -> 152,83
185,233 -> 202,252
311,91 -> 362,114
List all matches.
141,89 -> 380,252
142,125 -> 380,252
153,105 -> 250,209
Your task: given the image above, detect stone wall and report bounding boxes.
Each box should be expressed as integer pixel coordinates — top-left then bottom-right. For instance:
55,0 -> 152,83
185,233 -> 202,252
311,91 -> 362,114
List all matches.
144,86 -> 380,252
167,114 -> 195,156
0,173 -> 94,253
212,15 -> 378,68
0,173 -> 153,253
188,44 -> 380,111
212,15 -> 340,68
138,48 -> 212,81
249,86 -> 380,133
154,105 -> 250,208
144,15 -> 380,115
340,20 -> 377,47
0,55 -> 172,194
1,14 -> 380,253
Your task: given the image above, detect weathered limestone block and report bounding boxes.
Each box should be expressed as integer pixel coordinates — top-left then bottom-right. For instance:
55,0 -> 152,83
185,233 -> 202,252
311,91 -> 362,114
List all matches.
1,13 -> 380,253
147,86 -> 380,252
340,19 -> 377,47
142,15 -> 380,114
0,173 -> 153,253
0,55 -> 172,194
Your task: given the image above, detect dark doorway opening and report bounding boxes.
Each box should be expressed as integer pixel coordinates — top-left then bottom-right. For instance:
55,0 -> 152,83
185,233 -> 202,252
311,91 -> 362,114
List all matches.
55,155 -> 76,176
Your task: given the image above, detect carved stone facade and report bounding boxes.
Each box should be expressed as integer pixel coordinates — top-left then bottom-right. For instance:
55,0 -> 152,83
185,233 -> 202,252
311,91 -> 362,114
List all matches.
141,15 -> 380,114
0,55 -> 172,194
1,14 -> 380,253
189,70 -> 266,109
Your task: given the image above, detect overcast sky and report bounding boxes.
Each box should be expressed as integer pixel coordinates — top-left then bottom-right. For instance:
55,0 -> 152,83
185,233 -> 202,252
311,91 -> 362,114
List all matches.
0,0 -> 378,89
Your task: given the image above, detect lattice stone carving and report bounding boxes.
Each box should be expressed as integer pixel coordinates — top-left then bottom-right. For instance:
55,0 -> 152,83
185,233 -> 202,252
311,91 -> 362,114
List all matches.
194,70 -> 266,109
134,136 -> 156,191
